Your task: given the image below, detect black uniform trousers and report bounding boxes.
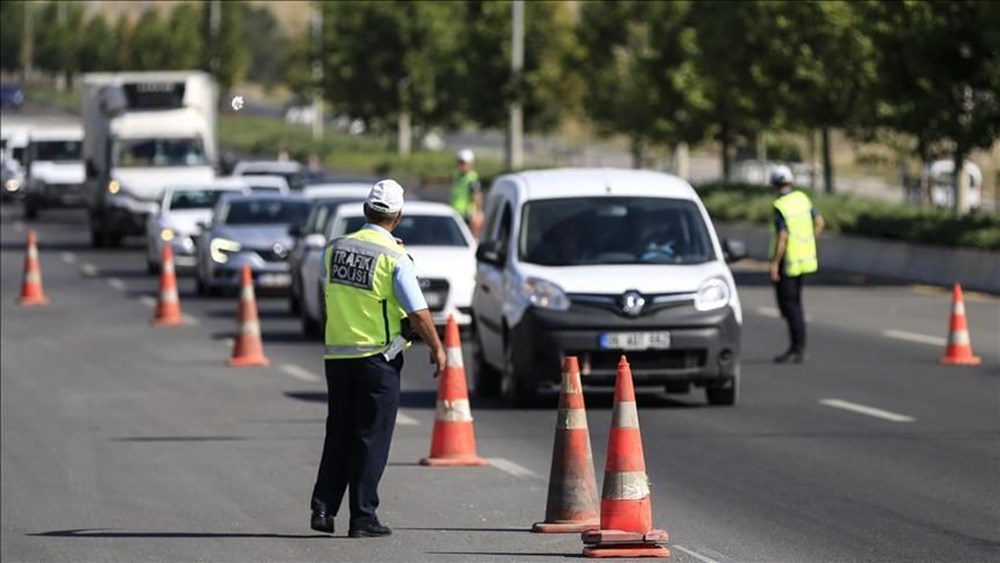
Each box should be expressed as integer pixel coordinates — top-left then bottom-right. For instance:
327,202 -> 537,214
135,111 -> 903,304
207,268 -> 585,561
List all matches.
775,273 -> 807,353
311,353 -> 403,526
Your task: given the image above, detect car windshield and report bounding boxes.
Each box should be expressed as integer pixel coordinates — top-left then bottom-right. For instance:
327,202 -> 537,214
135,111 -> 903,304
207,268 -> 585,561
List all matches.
33,140 -> 82,162
169,189 -> 229,210
114,137 -> 207,167
242,170 -> 304,191
219,199 -> 312,226
519,197 -> 714,266
343,215 -> 468,247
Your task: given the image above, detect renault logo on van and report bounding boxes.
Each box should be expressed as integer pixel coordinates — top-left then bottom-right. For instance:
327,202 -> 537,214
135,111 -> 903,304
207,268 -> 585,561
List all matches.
620,290 -> 646,317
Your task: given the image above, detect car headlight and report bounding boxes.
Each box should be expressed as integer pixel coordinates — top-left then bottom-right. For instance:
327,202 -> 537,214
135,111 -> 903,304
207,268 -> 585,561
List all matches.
160,228 -> 175,242
210,237 -> 242,263
107,179 -> 121,194
5,178 -> 21,192
522,277 -> 570,311
695,278 -> 731,312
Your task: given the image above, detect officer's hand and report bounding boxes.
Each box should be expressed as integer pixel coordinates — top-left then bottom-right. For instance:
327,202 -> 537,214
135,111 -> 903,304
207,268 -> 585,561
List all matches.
430,347 -> 446,378
769,263 -> 781,283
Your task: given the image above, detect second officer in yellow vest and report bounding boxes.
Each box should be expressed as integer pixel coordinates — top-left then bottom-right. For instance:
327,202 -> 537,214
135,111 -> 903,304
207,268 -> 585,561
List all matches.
310,179 -> 446,538
768,165 -> 824,364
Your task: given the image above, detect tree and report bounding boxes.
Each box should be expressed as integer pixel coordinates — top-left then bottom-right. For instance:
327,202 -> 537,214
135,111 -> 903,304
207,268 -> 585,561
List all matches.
32,1 -> 85,85
242,3 -> 287,90
321,1 -> 463,155
129,10 -> 170,70
201,0 -> 248,94
165,3 -> 204,70
0,1 -> 23,73
79,15 -> 117,73
860,0 -> 1000,214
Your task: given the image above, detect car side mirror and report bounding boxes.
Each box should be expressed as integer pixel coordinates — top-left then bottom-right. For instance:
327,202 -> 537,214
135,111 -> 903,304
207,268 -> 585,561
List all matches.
196,220 -> 210,231
722,238 -> 748,263
288,224 -> 302,238
304,233 -> 326,250
475,239 -> 505,266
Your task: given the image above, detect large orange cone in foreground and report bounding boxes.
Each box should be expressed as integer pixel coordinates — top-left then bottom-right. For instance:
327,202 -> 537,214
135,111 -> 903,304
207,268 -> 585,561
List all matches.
582,356 -> 669,558
228,265 -> 269,367
151,245 -> 183,326
533,356 -> 600,533
940,283 -> 981,365
420,315 -> 487,467
18,229 -> 49,307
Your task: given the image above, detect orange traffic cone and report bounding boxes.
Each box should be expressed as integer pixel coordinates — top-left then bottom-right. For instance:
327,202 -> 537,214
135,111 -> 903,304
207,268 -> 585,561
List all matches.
228,265 -> 269,367
18,229 -> 49,307
533,356 -> 600,533
420,314 -> 487,467
940,283 -> 981,365
151,245 -> 183,326
582,356 -> 669,559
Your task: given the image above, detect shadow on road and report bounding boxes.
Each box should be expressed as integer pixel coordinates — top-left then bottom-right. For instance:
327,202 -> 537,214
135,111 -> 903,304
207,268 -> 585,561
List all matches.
30,528 -> 326,539
110,436 -> 247,442
398,527 -> 529,533
425,551 -> 570,558
733,269 -> 912,288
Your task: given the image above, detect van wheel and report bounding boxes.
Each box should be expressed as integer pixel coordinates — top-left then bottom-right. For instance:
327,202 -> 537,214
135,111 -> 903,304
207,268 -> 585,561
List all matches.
90,228 -> 106,248
472,334 -> 501,398
501,339 -> 536,407
705,366 -> 739,406
302,308 -> 321,339
23,203 -> 38,220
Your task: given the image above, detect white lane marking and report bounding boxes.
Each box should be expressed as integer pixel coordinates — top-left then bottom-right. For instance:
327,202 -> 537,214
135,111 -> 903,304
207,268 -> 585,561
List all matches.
138,295 -> 157,307
756,306 -> 781,318
396,411 -> 419,426
673,545 -> 722,563
107,278 -> 126,291
884,329 -> 946,347
181,314 -> 200,326
279,363 -> 320,383
487,458 -> 541,480
820,399 -> 915,423
60,252 -> 76,264
79,263 -> 98,277
223,337 -> 235,347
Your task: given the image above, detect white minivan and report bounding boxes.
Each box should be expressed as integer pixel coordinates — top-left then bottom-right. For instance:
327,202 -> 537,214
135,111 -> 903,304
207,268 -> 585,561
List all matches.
471,168 -> 746,406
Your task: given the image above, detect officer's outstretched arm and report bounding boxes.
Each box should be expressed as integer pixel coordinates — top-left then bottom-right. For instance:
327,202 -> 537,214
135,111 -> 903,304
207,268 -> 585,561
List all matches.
408,309 -> 446,378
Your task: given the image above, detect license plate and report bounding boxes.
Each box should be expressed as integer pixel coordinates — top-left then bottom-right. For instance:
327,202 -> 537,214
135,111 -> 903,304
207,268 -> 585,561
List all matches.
424,291 -> 445,308
258,273 -> 291,287
599,331 -> 671,351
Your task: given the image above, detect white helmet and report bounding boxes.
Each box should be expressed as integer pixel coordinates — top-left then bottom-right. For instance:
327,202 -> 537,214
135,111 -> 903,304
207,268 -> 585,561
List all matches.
769,164 -> 794,186
457,148 -> 475,163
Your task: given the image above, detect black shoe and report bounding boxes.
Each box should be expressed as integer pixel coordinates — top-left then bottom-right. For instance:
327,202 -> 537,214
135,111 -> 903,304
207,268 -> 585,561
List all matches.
348,519 -> 392,538
774,350 -> 807,364
310,500 -> 335,534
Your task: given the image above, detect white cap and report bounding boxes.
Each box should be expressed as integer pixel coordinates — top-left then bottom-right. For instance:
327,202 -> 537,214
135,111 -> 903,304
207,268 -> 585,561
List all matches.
457,148 -> 475,163
366,179 -> 405,214
770,164 -> 794,186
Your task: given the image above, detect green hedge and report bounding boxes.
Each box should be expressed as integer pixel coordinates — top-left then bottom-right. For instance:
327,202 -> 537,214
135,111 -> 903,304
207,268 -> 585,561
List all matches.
696,182 -> 1000,251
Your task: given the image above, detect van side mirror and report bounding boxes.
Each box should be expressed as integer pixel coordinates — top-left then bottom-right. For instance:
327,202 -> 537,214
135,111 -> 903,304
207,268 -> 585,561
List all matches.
475,239 -> 505,266
722,238 -> 748,263
196,220 -> 210,231
288,224 -> 302,238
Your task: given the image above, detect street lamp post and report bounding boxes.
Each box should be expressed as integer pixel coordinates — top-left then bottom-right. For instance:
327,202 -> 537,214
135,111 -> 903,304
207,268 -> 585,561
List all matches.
507,0 -> 524,171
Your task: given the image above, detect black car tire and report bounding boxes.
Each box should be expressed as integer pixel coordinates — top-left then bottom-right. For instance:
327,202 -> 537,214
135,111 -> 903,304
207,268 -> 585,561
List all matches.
472,333 -> 501,398
90,228 -> 106,248
106,231 -> 123,248
705,366 -> 739,406
147,259 -> 160,275
23,203 -> 37,220
501,337 -> 537,407
301,289 -> 322,339
195,275 -> 207,296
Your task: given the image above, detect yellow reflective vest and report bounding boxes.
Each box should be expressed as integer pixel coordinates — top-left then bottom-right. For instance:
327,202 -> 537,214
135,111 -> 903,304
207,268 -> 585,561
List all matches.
769,190 -> 819,277
450,170 -> 479,220
324,228 -> 408,359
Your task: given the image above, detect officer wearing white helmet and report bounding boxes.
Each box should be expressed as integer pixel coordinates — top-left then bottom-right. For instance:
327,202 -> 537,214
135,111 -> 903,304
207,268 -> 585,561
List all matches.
450,148 -> 482,227
768,165 -> 824,363
310,179 -> 446,537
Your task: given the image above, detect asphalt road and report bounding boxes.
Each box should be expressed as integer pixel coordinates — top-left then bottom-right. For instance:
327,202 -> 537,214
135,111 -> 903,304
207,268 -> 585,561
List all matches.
3,114 -> 999,563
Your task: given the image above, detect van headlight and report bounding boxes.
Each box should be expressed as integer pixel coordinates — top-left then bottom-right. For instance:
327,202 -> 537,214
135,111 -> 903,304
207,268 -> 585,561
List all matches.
695,278 -> 731,311
522,277 -> 570,311
160,228 -> 175,242
5,178 -> 22,192
210,238 -> 242,263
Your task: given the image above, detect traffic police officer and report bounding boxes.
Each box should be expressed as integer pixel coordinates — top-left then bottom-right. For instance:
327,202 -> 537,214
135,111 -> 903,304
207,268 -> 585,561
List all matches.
450,149 -> 482,230
311,179 -> 446,538
769,165 -> 824,364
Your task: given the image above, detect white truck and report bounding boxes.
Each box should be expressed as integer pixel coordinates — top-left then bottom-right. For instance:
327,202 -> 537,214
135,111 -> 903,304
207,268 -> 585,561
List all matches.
23,126 -> 87,219
82,71 -> 219,247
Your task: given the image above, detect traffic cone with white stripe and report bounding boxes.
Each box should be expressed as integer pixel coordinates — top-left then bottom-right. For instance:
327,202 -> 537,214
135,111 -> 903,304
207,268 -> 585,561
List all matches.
940,283 -> 981,365
420,314 -> 486,467
18,229 -> 49,307
582,356 -> 669,558
151,244 -> 182,326
532,356 -> 600,533
227,265 -> 269,367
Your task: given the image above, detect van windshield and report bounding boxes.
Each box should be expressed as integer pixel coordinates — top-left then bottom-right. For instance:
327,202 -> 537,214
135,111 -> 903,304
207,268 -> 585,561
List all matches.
519,197 -> 715,266
114,137 -> 207,167
33,140 -> 82,162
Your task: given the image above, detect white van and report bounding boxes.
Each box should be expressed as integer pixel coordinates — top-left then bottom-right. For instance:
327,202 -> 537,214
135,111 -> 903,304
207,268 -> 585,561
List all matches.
471,168 -> 746,406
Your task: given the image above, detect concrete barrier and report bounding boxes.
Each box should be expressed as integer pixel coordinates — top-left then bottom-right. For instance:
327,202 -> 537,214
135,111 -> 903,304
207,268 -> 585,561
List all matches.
715,222 -> 1000,295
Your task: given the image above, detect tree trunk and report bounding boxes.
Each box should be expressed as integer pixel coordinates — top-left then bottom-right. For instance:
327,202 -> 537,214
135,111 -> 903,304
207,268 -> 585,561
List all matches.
674,142 -> 690,180
808,129 -> 818,190
756,130 -> 767,162
821,127 -> 834,194
630,136 -> 646,169
721,126 -> 732,182
954,150 -> 970,215
397,111 -> 411,157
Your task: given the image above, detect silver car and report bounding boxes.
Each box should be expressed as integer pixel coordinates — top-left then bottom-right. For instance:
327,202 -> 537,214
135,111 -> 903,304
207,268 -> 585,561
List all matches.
195,194 -> 312,296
